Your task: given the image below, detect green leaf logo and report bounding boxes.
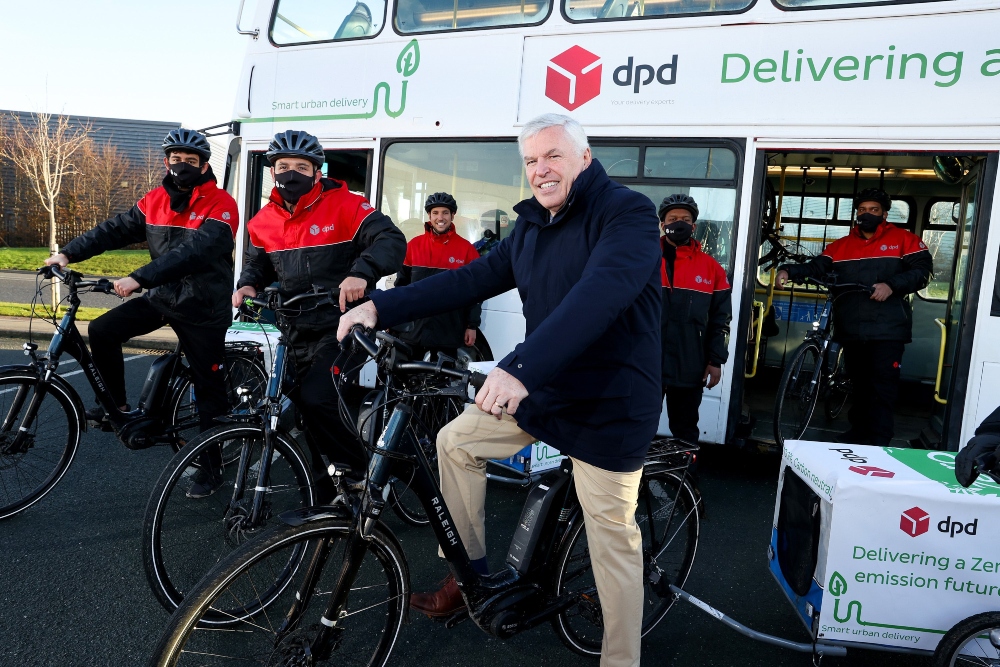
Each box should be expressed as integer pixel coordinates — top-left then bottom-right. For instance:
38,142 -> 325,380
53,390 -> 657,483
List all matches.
397,39 -> 420,77
829,571 -> 848,597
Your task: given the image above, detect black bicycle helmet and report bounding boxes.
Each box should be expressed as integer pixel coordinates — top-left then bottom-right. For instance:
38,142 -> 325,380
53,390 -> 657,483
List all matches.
658,194 -> 699,222
266,130 -> 325,168
424,192 -> 457,213
162,128 -> 211,161
854,188 -> 892,212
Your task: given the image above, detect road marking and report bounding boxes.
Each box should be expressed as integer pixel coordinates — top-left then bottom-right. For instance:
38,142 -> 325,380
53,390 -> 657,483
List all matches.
0,355 -> 145,395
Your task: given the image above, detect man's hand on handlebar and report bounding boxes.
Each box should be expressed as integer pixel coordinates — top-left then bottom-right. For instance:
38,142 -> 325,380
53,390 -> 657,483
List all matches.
476,368 -> 528,420
870,283 -> 893,302
338,276 -> 368,312
114,276 -> 141,298
337,301 -> 378,341
45,253 -> 69,268
775,269 -> 789,288
232,285 -> 257,309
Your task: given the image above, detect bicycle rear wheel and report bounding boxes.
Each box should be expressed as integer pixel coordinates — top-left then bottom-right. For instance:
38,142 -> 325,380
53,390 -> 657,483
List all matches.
0,372 -> 81,520
143,424 -> 314,617
169,349 -> 268,455
149,517 -> 408,667
552,469 -> 701,656
774,342 -> 823,446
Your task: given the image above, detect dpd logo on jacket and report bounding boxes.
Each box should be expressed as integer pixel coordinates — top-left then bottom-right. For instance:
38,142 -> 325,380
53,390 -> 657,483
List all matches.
309,224 -> 320,235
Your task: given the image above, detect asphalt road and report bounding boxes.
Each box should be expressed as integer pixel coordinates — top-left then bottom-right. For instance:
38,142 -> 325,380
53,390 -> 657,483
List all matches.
0,347 -> 931,667
0,270 -> 136,308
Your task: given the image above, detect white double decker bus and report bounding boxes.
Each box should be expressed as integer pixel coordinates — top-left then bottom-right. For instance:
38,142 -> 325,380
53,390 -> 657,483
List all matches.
218,0 -> 1000,453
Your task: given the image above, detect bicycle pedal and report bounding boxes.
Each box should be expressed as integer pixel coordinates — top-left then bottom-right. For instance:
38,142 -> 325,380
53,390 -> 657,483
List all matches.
442,610 -> 470,629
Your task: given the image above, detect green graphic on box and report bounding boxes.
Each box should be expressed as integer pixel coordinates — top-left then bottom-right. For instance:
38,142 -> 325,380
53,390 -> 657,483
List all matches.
228,322 -> 280,333
883,448 -> 1000,497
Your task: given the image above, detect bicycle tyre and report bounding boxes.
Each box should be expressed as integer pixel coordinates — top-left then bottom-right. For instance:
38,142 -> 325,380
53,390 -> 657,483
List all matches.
774,342 -> 823,446
149,517 -> 408,667
551,469 -> 701,656
168,350 -> 268,455
0,371 -> 81,520
389,394 -> 463,527
824,347 -> 850,422
143,423 -> 314,617
933,612 -> 1000,667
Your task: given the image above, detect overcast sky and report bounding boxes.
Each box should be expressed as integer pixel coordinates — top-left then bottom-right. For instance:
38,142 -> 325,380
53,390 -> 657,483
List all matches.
0,1 -> 256,129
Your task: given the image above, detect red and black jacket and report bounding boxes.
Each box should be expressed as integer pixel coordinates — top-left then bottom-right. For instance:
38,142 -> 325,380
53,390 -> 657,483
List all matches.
394,224 -> 482,349
661,238 -> 732,388
237,178 -> 405,334
62,174 -> 239,328
780,223 -> 932,343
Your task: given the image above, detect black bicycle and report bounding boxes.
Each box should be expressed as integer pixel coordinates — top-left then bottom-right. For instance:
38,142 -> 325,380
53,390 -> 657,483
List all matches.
0,265 -> 267,520
143,286 -> 343,617
773,275 -> 872,446
147,327 -> 702,666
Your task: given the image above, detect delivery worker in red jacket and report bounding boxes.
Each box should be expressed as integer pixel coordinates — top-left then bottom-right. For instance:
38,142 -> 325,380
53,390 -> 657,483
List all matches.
394,192 -> 481,360
46,128 -> 239,497
232,130 -> 405,494
658,194 -> 732,444
777,188 -> 932,446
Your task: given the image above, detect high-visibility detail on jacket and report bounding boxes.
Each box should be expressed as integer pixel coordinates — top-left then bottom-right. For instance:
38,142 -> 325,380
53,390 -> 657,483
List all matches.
62,178 -> 238,328
660,239 -> 732,388
237,178 -> 406,333
395,224 -> 482,348
780,222 -> 933,343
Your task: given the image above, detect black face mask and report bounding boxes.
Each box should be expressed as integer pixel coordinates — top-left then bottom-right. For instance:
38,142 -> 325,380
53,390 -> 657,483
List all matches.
275,171 -> 315,204
857,212 -> 883,233
662,221 -> 693,245
168,162 -> 203,190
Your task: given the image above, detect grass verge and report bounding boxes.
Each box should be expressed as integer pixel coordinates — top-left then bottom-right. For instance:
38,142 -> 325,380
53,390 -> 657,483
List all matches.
0,302 -> 109,321
0,248 -> 147,277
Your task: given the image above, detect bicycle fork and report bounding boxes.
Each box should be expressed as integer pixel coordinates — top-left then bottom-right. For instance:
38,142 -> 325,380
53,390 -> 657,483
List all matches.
1,374 -> 50,455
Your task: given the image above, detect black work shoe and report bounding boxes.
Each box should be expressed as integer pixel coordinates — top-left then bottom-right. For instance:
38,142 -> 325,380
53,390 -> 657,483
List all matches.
85,406 -> 107,423
186,468 -> 224,499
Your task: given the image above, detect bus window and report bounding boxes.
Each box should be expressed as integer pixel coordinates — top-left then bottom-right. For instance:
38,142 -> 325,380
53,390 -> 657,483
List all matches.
395,0 -> 550,34
270,0 -> 386,45
381,141 -> 524,246
591,142 -> 741,274
564,0 -> 750,22
919,200 -> 959,300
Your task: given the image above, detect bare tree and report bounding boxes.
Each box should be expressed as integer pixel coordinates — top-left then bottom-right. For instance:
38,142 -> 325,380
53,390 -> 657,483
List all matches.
0,112 -> 91,309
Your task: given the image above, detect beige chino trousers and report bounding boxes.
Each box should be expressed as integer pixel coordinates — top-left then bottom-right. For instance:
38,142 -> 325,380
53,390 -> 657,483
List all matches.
436,404 -> 644,667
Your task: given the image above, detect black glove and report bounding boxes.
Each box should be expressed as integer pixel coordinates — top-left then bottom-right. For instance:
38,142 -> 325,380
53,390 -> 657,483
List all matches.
955,435 -> 1000,487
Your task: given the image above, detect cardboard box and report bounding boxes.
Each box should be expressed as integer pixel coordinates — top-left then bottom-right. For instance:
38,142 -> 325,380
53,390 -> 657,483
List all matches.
771,441 -> 1000,652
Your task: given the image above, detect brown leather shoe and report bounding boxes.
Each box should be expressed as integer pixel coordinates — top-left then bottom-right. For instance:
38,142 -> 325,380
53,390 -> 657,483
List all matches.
410,573 -> 466,618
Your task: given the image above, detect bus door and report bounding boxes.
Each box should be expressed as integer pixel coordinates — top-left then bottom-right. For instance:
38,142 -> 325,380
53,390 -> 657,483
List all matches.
737,150 -> 997,451
932,155 -> 1000,450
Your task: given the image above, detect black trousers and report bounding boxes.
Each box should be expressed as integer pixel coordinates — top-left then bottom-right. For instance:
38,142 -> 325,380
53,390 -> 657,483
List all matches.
842,340 -> 906,446
663,385 -> 704,444
288,331 -> 369,476
88,297 -> 229,432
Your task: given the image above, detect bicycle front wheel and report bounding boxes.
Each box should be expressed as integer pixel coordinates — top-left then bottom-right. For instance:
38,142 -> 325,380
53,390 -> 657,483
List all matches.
934,612 -> 1000,667
774,342 -> 823,446
143,424 -> 314,616
0,372 -> 81,520
150,517 -> 408,667
824,346 -> 850,421
552,469 -> 701,656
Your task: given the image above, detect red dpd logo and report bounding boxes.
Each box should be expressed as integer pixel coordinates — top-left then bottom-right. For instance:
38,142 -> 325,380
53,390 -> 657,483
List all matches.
849,465 -> 895,478
546,46 -> 602,111
900,506 -> 930,537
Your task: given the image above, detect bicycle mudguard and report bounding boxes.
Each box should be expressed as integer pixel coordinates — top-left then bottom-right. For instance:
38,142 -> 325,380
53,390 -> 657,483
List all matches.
278,504 -> 356,527
0,364 -> 87,433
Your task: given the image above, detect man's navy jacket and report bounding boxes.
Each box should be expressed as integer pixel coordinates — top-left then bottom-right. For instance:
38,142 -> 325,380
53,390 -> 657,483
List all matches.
371,159 -> 662,472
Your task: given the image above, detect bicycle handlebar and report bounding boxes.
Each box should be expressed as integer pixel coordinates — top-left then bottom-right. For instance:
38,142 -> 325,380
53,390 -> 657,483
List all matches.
348,326 -> 488,391
241,286 -> 342,313
38,264 -> 142,295
801,276 -> 874,293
